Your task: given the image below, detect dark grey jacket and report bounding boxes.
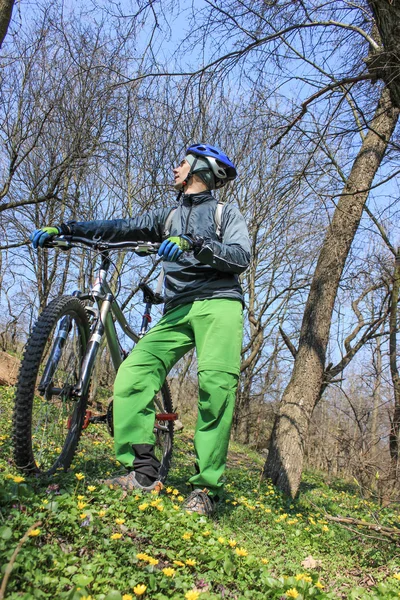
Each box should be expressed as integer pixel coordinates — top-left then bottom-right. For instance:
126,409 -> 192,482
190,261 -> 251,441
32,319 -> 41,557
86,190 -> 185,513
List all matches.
67,191 -> 251,312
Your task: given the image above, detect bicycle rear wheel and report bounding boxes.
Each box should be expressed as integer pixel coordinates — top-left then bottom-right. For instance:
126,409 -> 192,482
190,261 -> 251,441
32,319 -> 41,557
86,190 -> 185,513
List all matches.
13,296 -> 90,475
153,381 -> 174,482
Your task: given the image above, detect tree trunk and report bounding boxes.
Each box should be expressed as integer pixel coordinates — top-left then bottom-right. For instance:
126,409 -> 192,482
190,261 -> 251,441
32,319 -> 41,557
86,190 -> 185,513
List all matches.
389,250 -> 400,478
368,0 -> 400,110
0,0 -> 14,49
264,85 -> 399,498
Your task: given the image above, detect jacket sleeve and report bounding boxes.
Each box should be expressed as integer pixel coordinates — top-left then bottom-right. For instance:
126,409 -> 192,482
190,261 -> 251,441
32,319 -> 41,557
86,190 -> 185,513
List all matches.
64,208 -> 172,243
194,204 -> 251,274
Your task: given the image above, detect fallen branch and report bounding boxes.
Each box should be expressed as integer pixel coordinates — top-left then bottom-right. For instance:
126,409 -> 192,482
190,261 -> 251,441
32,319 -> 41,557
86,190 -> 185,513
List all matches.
325,514 -> 400,540
0,520 -> 42,599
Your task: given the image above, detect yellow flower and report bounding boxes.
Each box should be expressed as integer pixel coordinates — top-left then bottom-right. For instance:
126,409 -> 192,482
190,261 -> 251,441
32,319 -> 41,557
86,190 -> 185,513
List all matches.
182,532 -> 192,540
156,504 -> 164,512
133,584 -> 147,596
394,573 -> 400,580
136,553 -> 149,561
87,485 -> 96,492
172,504 -> 180,510
115,518 -> 125,525
295,574 -> 312,583
28,528 -> 41,537
202,530 -> 211,537
147,557 -> 158,566
315,581 -> 324,589
75,473 -> 85,480
162,567 -> 175,577
235,547 -> 248,557
111,532 -> 122,540
77,495 -> 85,500
13,476 -> 25,484
186,559 -> 196,566
172,489 -> 179,495
80,513 -> 87,519
77,501 -> 87,510
98,510 -> 106,517
261,558 -> 269,564
177,495 -> 184,502
138,503 -> 148,511
322,525 -> 329,532
81,596 -> 93,600
286,589 -> 299,599
228,539 -> 237,547
185,591 -> 200,600
218,537 -> 225,544
122,595 -> 133,600
173,560 -> 185,567
166,486 -> 173,493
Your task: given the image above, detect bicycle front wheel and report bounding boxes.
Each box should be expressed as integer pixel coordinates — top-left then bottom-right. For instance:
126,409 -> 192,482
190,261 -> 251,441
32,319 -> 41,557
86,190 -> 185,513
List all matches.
13,296 -> 90,475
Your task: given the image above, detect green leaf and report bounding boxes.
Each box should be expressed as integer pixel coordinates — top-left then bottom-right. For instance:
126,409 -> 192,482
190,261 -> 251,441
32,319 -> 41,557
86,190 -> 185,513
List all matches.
104,591 -> 122,600
0,526 -> 12,540
72,573 -> 94,586
65,565 -> 78,575
223,556 -> 235,576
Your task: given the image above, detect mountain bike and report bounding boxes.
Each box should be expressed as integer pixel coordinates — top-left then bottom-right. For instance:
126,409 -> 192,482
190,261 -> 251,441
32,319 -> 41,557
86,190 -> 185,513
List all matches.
13,236 -> 177,481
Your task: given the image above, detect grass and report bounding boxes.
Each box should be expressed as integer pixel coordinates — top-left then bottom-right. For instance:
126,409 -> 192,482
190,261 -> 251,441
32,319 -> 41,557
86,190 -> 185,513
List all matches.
1,384 -> 400,599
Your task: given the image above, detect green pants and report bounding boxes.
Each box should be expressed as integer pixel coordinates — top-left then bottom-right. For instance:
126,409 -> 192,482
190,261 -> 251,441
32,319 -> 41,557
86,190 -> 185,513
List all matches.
113,298 -> 243,495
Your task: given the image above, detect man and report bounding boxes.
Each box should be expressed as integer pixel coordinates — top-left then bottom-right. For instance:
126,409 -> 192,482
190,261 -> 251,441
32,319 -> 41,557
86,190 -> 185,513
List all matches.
31,143 -> 251,516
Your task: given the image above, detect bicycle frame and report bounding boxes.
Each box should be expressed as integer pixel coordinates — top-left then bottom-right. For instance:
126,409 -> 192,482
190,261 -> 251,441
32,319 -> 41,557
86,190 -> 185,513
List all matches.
44,236 -> 161,404
74,253 -> 146,400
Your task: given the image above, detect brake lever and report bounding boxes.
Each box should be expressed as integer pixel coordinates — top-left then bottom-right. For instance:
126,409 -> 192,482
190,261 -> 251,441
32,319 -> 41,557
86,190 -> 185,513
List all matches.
48,236 -> 72,250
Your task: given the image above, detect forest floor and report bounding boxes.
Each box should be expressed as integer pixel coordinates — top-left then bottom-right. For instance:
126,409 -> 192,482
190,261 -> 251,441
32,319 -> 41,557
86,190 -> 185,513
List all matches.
1,385 -> 400,599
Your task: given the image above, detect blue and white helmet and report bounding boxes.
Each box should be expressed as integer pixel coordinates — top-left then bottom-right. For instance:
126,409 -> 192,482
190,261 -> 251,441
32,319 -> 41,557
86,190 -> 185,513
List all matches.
185,143 -> 237,189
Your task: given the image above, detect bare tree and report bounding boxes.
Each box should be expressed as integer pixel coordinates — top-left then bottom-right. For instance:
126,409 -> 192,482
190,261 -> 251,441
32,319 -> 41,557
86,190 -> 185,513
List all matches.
0,0 -> 14,49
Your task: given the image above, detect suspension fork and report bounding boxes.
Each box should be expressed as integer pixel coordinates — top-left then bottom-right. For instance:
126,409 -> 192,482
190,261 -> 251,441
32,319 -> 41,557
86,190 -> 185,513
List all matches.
38,315 -> 73,394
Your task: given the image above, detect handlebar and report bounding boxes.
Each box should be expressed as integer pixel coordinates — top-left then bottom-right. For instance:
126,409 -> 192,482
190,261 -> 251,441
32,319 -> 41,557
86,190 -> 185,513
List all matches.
50,235 -> 160,253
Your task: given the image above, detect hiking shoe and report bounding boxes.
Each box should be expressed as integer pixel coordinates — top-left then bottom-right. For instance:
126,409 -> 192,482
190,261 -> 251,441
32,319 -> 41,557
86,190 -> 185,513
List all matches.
102,471 -> 163,493
183,488 -> 216,516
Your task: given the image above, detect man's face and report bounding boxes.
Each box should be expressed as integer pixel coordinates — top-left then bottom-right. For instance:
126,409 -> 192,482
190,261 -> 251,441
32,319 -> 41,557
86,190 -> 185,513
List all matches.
173,158 -> 191,190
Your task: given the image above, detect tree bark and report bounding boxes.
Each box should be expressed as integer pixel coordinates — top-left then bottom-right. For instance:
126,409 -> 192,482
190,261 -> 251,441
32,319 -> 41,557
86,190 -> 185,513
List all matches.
368,0 -> 400,110
264,85 -> 399,498
0,0 -> 14,49
389,250 -> 400,478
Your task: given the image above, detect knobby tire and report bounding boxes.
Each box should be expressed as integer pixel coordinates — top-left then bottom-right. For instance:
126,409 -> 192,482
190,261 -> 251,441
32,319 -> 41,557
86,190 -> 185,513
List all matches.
154,380 -> 174,482
13,296 -> 90,476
